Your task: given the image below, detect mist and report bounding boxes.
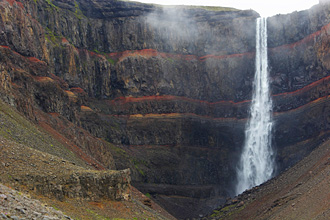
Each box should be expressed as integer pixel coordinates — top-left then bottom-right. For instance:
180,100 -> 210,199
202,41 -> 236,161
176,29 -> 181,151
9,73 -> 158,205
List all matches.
145,6 -> 198,52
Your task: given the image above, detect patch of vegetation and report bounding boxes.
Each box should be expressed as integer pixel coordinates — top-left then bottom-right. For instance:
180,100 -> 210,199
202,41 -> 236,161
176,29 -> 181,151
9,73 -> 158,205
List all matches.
86,209 -> 111,220
52,205 -> 59,211
106,142 -> 129,159
92,48 -> 118,65
145,193 -> 151,198
107,57 -> 116,65
210,203 -> 247,219
188,5 -> 239,12
93,49 -> 101,54
45,27 -> 61,47
0,99 -> 87,168
132,159 -> 148,176
45,0 -> 59,11
166,57 -> 174,63
74,1 -> 86,20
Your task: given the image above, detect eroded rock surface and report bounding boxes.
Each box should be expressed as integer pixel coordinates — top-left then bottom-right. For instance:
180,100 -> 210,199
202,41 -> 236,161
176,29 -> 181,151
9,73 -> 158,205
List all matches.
0,0 -> 330,218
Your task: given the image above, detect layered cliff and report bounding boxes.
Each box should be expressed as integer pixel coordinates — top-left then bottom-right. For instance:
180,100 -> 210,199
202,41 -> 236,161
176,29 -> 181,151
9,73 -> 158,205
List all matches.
0,0 -> 330,218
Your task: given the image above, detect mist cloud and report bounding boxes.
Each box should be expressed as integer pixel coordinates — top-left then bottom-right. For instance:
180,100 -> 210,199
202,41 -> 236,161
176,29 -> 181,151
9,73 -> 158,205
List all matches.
145,7 -> 198,44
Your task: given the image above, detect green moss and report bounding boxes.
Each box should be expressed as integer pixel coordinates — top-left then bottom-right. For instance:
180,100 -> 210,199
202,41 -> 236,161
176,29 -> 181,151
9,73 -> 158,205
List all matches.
45,27 -> 61,47
211,210 -> 220,217
45,0 -> 59,11
132,159 -> 147,176
220,204 -> 236,212
107,58 -> 116,65
93,49 -> 100,54
135,164 -> 145,176
91,49 -> 118,65
210,203 -> 247,220
74,1 -> 85,20
106,142 -> 129,159
52,205 -> 59,211
86,209 -> 111,220
145,193 -> 151,198
166,57 -> 174,63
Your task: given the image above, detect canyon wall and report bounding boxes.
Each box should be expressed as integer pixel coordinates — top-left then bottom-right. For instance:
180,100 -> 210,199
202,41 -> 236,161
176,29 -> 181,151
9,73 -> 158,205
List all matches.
0,0 -> 330,218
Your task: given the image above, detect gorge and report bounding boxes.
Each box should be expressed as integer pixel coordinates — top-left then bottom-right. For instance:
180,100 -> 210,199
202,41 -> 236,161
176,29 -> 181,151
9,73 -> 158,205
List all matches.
0,0 -> 330,219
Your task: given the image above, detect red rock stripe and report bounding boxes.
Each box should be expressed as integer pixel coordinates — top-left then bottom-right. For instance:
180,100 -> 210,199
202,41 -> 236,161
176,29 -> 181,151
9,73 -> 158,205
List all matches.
107,95 -> 329,120
127,112 -> 246,121
107,22 -> 330,62
0,45 -> 46,64
274,95 -> 330,116
4,0 -> 24,9
270,23 -> 330,51
109,74 -> 330,106
274,75 -> 330,97
2,17 -> 329,66
109,95 -> 250,106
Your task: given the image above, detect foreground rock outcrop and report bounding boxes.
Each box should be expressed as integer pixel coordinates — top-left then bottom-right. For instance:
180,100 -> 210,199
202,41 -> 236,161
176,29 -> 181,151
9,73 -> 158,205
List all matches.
0,136 -> 131,202
0,133 -> 174,219
0,183 -> 71,220
0,0 -> 330,218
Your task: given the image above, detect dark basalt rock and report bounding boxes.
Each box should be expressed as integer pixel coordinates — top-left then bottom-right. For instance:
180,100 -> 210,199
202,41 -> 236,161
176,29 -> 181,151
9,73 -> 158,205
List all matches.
1,0 -> 330,218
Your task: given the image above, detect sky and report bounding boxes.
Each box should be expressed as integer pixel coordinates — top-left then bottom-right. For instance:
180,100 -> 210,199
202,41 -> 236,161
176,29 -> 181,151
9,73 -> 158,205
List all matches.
127,0 -> 319,17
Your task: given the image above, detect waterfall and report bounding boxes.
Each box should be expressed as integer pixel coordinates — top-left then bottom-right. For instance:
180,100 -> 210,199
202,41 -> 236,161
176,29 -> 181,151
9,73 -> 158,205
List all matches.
235,17 -> 274,195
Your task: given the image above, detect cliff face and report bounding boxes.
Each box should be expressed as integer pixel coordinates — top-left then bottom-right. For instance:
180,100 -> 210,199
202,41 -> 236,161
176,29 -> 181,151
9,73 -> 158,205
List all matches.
0,0 -> 330,218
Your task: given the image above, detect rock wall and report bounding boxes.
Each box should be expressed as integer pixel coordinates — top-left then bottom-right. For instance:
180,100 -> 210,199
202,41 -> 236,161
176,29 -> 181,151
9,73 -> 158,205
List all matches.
0,0 -> 330,218
0,136 -> 131,203
22,170 -> 131,201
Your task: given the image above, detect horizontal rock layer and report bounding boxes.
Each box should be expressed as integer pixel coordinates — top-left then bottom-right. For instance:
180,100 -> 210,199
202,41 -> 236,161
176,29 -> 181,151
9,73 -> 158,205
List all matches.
0,0 -> 330,218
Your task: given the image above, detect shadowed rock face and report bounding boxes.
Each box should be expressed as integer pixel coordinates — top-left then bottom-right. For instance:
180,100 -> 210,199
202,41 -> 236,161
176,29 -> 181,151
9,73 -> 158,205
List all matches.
0,0 -> 330,218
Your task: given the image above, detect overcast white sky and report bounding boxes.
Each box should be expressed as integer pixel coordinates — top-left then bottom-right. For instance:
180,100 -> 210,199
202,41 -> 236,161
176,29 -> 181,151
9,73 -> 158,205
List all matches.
128,0 -> 319,17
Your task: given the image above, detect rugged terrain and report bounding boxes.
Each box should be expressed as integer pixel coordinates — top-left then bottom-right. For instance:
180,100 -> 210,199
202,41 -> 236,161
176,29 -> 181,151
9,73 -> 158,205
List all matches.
0,99 -> 175,219
206,136 -> 330,220
0,0 -> 330,218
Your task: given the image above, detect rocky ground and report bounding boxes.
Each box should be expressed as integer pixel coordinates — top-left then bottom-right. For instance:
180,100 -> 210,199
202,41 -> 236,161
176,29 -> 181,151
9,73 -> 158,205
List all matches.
0,98 -> 175,219
0,183 -> 71,220
0,136 -> 175,220
206,135 -> 330,220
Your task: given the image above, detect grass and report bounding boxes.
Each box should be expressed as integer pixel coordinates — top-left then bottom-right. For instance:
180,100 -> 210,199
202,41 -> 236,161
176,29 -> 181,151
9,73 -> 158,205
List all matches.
0,99 -> 87,168
132,159 -> 148,176
52,205 -> 59,211
210,203 -> 247,219
86,209 -> 111,220
187,5 -> 239,11
117,0 -> 238,11
106,142 -> 129,159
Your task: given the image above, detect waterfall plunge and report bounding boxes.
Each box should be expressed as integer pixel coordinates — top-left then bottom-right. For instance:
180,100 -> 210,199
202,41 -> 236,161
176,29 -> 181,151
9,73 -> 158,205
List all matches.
235,17 -> 274,195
